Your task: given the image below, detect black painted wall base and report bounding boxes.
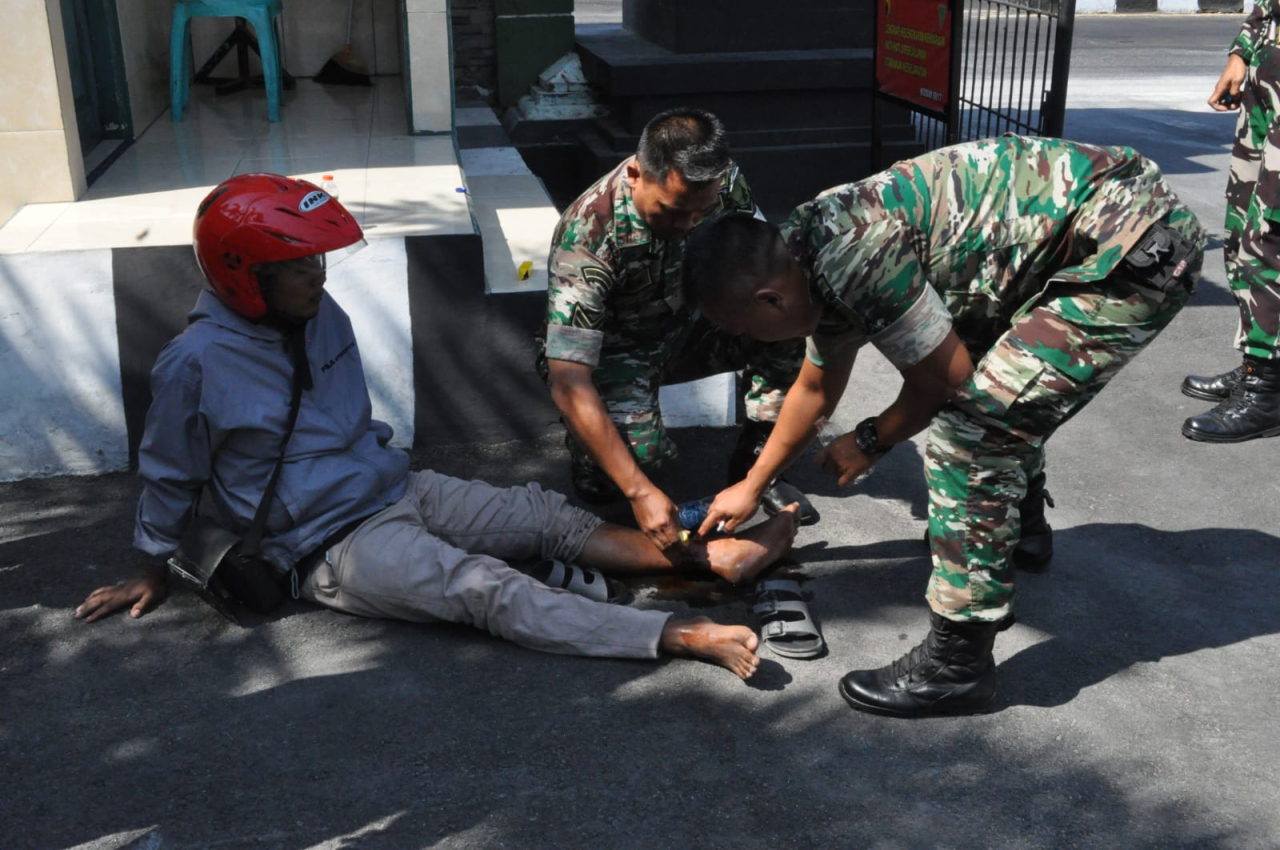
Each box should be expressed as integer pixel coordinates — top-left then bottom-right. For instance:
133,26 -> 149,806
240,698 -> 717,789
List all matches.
403,235 -> 561,448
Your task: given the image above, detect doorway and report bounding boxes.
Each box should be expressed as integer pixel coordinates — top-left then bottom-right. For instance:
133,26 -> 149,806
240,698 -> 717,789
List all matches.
60,0 -> 131,178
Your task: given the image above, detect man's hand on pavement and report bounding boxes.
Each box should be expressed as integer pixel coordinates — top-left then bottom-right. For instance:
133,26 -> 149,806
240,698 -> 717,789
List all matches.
1209,54 -> 1247,112
75,562 -> 169,623
699,479 -> 763,537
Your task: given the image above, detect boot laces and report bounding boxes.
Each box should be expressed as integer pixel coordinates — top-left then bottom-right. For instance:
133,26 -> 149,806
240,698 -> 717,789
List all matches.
1213,382 -> 1265,417
887,633 -> 940,683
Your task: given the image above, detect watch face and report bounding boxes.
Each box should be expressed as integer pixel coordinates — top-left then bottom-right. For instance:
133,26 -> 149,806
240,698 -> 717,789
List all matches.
856,418 -> 887,455
855,420 -> 877,453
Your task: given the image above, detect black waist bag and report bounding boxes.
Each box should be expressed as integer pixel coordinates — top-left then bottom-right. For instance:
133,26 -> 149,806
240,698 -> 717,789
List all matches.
167,326 -> 310,625
168,517 -> 285,623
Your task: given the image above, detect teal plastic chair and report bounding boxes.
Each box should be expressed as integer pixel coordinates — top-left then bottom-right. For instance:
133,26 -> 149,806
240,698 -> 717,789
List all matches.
170,0 -> 284,122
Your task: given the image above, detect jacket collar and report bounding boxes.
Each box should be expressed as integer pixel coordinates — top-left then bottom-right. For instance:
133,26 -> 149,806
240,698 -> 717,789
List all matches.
190,289 -> 318,342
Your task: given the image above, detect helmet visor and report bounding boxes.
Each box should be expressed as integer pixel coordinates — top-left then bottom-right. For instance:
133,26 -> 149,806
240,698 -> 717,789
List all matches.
323,238 -> 368,270
253,239 -> 368,281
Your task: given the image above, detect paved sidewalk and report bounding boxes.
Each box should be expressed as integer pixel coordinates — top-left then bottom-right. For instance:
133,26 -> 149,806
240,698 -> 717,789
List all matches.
2,17 -> 1277,850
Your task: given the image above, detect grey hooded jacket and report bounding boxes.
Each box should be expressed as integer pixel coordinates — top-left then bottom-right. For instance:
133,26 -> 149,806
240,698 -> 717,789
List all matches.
134,290 -> 409,572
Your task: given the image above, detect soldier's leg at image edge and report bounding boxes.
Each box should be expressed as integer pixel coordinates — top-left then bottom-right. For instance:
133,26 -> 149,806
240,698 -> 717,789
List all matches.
1183,64 -> 1280,442
1233,55 -> 1280,362
1183,59 -> 1269,401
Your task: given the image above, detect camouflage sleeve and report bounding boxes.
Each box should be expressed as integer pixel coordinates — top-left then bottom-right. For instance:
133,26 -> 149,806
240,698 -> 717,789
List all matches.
868,284 -> 953,370
545,240 -> 611,367
1231,4 -> 1265,64
806,217 -> 949,369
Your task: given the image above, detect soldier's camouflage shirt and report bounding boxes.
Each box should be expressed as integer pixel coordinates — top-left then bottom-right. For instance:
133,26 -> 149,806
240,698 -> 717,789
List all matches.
785,135 -> 1186,371
1230,1 -> 1279,66
543,156 -> 757,366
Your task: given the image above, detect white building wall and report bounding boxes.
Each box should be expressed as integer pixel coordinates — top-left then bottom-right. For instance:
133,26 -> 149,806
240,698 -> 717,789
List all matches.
0,0 -> 85,226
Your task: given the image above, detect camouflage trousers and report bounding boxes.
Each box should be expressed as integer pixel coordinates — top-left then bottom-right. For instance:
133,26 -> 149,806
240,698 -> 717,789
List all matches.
924,213 -> 1202,622
1223,44 -> 1280,360
562,315 -> 803,475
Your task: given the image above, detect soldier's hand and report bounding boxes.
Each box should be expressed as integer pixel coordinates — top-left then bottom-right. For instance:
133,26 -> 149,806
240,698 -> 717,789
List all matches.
699,480 -> 762,537
816,433 -> 874,487
630,488 -> 684,553
1209,54 -> 1247,112
75,562 -> 169,623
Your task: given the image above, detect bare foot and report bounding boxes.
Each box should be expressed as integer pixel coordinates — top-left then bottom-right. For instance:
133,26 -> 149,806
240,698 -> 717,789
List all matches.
704,502 -> 800,584
661,617 -> 760,680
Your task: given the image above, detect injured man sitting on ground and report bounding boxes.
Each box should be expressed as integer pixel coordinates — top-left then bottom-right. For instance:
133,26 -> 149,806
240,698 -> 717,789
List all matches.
74,173 -> 801,681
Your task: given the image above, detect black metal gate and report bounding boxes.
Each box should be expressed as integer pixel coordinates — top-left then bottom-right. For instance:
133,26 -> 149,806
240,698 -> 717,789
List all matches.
874,0 -> 1077,157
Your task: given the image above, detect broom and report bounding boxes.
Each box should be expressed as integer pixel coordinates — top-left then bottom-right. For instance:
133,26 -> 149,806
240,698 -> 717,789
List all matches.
316,0 -> 373,86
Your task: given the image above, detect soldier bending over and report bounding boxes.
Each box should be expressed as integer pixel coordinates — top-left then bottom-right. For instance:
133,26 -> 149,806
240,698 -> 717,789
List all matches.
681,136 -> 1204,713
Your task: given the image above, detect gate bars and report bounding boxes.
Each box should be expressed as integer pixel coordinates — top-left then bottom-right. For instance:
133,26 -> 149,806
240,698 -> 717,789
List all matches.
874,0 -> 1078,159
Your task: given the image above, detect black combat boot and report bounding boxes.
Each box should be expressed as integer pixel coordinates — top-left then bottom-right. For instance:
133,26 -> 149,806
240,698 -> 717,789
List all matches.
1182,357 -> 1280,443
727,420 -> 819,525
1013,472 -> 1054,572
1181,363 -> 1247,401
921,474 -> 1054,571
839,612 -> 1012,718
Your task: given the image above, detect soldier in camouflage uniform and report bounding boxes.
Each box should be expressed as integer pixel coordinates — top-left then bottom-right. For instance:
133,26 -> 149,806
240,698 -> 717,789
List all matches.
681,136 -> 1204,718
537,108 -> 811,555
1183,4 -> 1280,441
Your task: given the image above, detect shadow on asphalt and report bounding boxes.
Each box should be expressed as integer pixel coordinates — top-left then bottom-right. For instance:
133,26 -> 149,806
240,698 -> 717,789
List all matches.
998,521 -> 1280,712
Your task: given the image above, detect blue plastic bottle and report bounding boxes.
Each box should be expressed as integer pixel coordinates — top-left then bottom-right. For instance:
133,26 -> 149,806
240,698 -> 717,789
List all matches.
677,496 -> 714,530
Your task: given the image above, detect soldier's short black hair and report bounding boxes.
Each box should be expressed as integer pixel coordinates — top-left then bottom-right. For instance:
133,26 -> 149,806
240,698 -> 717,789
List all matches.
681,213 -> 790,314
636,108 -> 730,186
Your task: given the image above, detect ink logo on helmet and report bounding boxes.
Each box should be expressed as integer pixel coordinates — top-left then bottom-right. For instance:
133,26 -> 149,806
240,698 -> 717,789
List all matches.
299,190 -> 331,213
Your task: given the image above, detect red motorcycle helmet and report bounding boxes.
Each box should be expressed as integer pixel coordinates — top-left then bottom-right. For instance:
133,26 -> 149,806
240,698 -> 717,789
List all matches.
193,173 -> 365,319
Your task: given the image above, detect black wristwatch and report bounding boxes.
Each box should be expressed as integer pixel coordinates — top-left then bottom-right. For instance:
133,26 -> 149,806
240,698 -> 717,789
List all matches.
854,417 -> 891,457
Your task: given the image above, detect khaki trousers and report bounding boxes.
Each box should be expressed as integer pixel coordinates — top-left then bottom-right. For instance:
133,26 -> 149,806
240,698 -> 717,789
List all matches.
300,470 -> 670,658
